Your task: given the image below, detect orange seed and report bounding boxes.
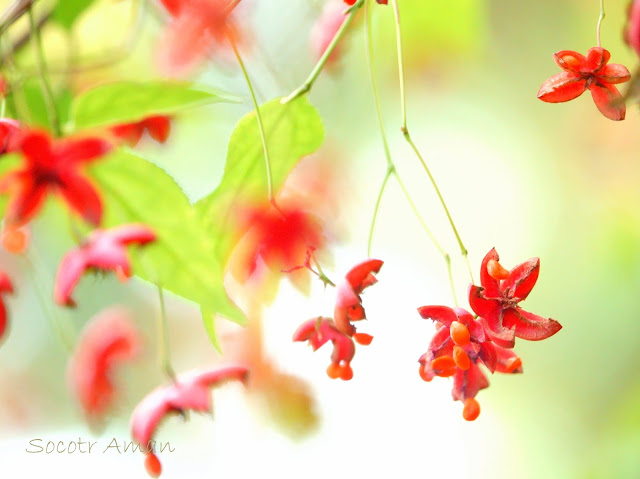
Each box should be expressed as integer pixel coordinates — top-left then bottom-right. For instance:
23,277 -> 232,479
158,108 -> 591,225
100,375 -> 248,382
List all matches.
487,259 -> 509,281
462,398 -> 480,421
450,321 -> 470,346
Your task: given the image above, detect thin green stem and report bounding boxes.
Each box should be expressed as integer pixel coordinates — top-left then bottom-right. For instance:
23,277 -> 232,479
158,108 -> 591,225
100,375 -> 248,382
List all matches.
281,0 -> 364,104
156,285 -> 177,383
389,0 -> 473,285
597,0 -> 605,47
367,166 -> 392,257
403,133 -> 473,283
0,98 -> 5,117
229,35 -> 276,206
389,0 -> 407,130
28,5 -> 59,136
365,0 -> 458,304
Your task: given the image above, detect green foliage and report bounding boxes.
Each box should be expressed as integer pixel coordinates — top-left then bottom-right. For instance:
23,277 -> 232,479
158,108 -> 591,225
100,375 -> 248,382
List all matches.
70,81 -> 240,131
21,80 -> 72,132
195,96 -> 324,260
52,0 -> 99,30
0,154 -> 22,218
90,149 -> 246,326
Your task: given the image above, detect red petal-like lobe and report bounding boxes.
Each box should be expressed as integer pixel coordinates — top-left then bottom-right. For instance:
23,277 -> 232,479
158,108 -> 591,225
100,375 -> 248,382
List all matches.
428,325 -> 453,355
503,307 -> 562,341
417,305 -> 458,327
479,248 -> 500,297
107,223 -> 157,246
585,47 -> 610,73
478,342 -> 497,373
0,299 -> 7,343
467,319 -> 486,343
0,118 -> 21,154
537,72 -> 586,103
54,249 -> 88,306
452,362 -> 489,402
344,259 -> 383,293
553,50 -> 587,74
4,173 -> 48,225
130,366 -> 248,447
111,123 -> 143,146
597,63 -> 631,84
20,131 -> 52,167
589,82 -> 626,121
58,172 -> 103,226
57,138 -> 112,165
0,272 -> 12,293
145,116 -> 172,143
292,317 -> 333,350
503,257 -> 539,301
494,346 -> 523,374
453,307 -> 474,325
468,285 -> 501,326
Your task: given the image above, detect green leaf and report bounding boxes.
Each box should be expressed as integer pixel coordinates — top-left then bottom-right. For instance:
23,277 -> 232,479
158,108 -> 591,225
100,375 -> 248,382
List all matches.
201,306 -> 222,354
70,81 -> 240,131
52,0 -> 99,30
90,149 -> 246,326
195,96 -> 324,260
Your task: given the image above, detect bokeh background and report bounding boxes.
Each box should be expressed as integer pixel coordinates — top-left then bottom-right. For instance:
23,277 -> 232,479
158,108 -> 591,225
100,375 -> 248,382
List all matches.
0,0 -> 639,477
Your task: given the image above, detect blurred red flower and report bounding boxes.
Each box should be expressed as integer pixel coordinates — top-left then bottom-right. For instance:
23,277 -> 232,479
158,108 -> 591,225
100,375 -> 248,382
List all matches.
156,0 -> 244,74
0,130 -> 112,226
67,307 -> 141,421
54,224 -> 156,307
537,47 -> 630,121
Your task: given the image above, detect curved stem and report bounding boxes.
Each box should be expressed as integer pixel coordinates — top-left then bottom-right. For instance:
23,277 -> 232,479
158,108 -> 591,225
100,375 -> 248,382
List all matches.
596,0 -> 605,47
365,0 -> 458,304
367,166 -> 392,257
281,0 -> 364,104
156,285 -> 177,383
28,5 -> 59,136
229,35 -> 276,207
389,0 -> 473,285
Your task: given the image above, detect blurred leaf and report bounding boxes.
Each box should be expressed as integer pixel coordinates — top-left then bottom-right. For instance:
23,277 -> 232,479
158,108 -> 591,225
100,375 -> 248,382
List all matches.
195,96 -> 324,260
377,0 -> 486,65
22,80 -> 73,132
90,149 -> 246,326
52,0 -> 98,30
0,154 -> 23,218
70,81 -> 240,130
201,306 -> 222,354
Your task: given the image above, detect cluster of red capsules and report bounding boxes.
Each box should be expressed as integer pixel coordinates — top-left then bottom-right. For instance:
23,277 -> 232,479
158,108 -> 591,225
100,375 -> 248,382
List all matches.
417,249 -> 562,420
293,259 -> 383,381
